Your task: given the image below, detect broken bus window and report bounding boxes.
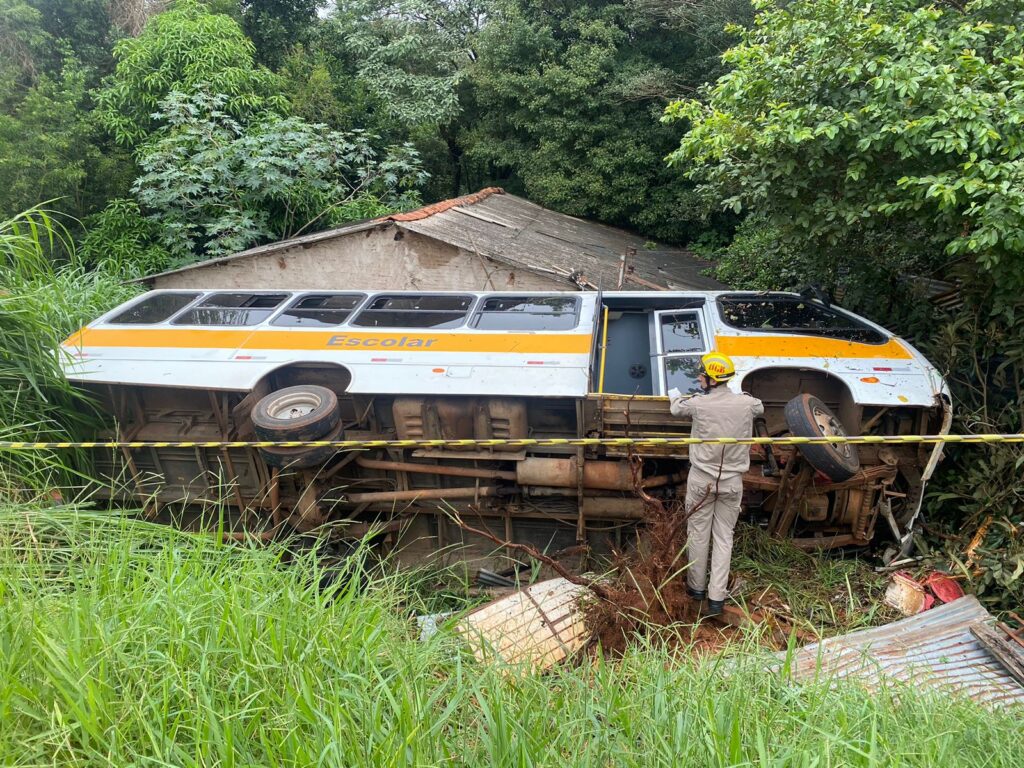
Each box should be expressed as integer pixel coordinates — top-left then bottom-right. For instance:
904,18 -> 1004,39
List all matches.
717,294 -> 886,343
352,294 -> 474,329
272,293 -> 365,328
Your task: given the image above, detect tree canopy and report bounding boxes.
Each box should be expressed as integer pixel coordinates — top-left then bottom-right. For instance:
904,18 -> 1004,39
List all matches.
97,0 -> 283,146
132,89 -> 425,261
668,0 -> 1024,306
469,0 -> 752,243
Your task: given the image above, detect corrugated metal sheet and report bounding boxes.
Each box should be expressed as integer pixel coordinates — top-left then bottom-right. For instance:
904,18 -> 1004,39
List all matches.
400,193 -> 723,291
456,577 -> 588,670
140,189 -> 723,292
781,596 -> 1024,708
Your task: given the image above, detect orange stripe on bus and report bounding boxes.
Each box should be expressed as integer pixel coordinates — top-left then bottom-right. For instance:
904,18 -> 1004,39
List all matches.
63,328 -> 594,355
714,335 -> 912,360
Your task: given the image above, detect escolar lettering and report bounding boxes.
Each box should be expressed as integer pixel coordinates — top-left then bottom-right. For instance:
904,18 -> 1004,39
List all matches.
326,334 -> 437,348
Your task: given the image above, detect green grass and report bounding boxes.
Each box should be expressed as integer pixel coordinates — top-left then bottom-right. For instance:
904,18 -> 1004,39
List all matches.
731,524 -> 898,634
0,206 -> 139,498
0,505 -> 1020,767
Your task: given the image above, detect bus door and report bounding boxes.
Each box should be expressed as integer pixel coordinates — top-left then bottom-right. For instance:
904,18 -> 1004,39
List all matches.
596,306 -> 655,395
653,308 -> 711,396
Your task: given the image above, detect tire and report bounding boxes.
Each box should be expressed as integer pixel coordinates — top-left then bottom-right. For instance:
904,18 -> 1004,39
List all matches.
783,394 -> 861,482
252,385 -> 339,442
259,421 -> 345,469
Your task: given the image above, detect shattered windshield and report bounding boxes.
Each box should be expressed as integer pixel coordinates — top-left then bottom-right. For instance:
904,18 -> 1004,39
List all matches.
717,295 -> 887,344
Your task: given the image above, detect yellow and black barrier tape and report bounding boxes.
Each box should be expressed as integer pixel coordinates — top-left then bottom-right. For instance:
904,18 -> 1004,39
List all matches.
0,434 -> 1022,450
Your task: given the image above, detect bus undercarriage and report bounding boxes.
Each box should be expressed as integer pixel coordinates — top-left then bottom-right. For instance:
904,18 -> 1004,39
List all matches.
85,365 -> 950,569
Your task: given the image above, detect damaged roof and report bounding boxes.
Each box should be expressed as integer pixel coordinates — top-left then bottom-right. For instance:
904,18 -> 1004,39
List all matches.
137,188 -> 722,291
779,596 -> 1024,709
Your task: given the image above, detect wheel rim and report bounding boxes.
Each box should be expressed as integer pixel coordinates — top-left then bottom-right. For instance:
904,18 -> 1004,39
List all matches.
266,392 -> 322,421
811,404 -> 854,460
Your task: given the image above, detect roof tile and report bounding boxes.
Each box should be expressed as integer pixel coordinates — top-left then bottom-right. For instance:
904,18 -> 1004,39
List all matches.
383,188 -> 505,222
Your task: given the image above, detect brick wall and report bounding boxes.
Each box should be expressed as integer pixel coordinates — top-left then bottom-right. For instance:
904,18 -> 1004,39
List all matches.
151,227 -> 562,292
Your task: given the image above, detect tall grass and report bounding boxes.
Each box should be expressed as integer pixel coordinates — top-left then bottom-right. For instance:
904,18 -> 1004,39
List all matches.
0,206 -> 138,497
0,505 -> 1019,767
732,525 -> 896,633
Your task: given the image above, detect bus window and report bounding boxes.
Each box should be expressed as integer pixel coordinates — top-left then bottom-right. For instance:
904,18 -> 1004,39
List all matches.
660,313 -> 704,353
472,296 -> 580,331
272,293 -> 365,327
352,294 -> 473,329
173,293 -> 289,326
718,294 -> 886,343
108,292 -> 201,324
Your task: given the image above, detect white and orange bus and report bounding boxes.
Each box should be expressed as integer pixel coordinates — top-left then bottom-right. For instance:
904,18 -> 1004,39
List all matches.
62,289 -> 950,563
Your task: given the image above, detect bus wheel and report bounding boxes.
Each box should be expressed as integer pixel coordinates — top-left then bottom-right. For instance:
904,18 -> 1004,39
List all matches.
784,394 -> 861,482
252,385 -> 340,442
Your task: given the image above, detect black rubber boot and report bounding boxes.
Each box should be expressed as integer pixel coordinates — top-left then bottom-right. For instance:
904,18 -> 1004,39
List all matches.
705,599 -> 725,617
686,586 -> 706,601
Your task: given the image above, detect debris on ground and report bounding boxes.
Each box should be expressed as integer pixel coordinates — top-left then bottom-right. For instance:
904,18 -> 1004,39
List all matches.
449,454 -> 823,659
582,483 -> 701,655
778,596 -> 1024,709
455,577 -> 588,670
883,569 -> 966,615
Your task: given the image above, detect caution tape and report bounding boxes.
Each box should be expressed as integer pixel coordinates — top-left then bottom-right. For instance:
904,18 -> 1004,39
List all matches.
0,434 -> 1022,450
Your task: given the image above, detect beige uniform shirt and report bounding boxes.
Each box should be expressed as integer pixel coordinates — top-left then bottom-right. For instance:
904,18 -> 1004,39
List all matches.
670,385 -> 765,478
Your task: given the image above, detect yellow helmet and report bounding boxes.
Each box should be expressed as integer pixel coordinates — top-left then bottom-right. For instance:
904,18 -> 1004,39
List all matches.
700,351 -> 736,382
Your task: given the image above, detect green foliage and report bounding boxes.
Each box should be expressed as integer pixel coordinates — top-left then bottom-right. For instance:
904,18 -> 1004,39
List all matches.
0,0 -> 50,84
0,57 -> 133,220
79,199 -> 171,278
0,207 -> 138,496
469,0 -> 752,243
331,0 -> 484,126
704,217 -> 803,291
24,0 -> 120,80
131,89 -> 426,261
278,43 -> 382,130
96,0 -> 284,146
922,281 -> 1024,609
668,0 -> 1024,303
241,0 -> 324,67
1,507 -> 1022,764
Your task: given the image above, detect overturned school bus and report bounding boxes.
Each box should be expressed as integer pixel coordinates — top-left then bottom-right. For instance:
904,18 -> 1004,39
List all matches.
61,289 -> 951,563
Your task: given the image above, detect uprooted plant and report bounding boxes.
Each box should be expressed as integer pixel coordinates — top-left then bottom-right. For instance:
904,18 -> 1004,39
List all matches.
446,449 -> 715,655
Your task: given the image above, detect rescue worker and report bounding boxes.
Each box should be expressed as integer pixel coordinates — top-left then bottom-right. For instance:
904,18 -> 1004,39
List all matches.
669,352 -> 763,616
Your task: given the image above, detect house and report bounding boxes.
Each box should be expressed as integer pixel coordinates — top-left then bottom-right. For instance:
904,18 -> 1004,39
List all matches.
138,188 -> 723,292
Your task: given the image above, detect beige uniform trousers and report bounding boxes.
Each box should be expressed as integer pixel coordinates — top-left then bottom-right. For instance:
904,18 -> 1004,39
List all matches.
685,466 -> 744,602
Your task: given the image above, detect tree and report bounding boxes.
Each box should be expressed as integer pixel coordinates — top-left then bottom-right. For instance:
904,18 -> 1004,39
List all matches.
0,58 -> 133,220
468,0 -> 752,243
129,89 -> 426,261
79,198 -> 170,277
667,0 -> 1024,305
96,0 -> 283,146
25,0 -> 121,79
241,0 -> 324,67
0,0 -> 51,84
0,2 -> 135,221
669,0 -> 1024,606
306,0 -> 489,199
329,0 -> 485,126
